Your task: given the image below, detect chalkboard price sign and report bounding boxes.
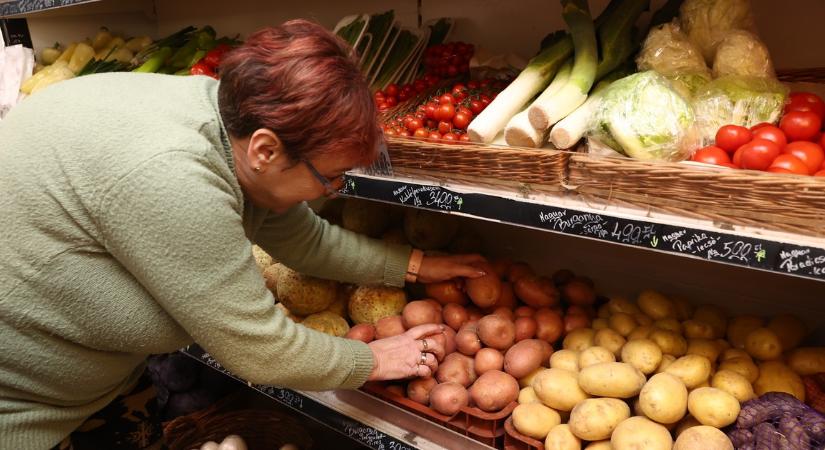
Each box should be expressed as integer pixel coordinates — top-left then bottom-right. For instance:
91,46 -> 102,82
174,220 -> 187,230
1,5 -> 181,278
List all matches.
777,246 -> 825,277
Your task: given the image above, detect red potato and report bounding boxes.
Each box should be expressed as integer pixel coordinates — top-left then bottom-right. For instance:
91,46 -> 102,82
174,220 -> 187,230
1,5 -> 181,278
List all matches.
552,269 -> 575,285
478,315 -> 517,350
535,308 -> 564,343
402,300 -> 443,329
507,262 -> 534,283
466,306 -> 484,323
564,314 -> 591,333
424,299 -> 443,314
514,276 -> 559,308
430,327 -> 457,358
469,370 -> 520,412
345,324 -> 376,343
429,382 -> 469,416
375,316 -> 405,339
475,348 -> 505,375
436,353 -> 477,387
504,339 -> 546,378
538,340 -> 554,364
492,307 -> 515,321
562,277 -> 597,306
515,317 -> 538,341
494,282 -> 517,309
407,377 -> 438,405
465,262 -> 502,308
491,258 -> 513,279
425,280 -> 468,305
443,303 -> 469,331
456,323 -> 482,356
514,306 -> 535,318
566,305 -> 596,319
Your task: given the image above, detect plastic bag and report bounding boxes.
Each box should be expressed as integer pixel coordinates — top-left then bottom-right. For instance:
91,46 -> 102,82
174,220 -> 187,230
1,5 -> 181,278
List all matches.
680,0 -> 757,64
636,21 -> 712,99
713,30 -> 775,78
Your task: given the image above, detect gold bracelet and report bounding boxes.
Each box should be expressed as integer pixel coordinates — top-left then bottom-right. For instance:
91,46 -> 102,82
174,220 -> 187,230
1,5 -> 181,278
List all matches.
405,249 -> 424,283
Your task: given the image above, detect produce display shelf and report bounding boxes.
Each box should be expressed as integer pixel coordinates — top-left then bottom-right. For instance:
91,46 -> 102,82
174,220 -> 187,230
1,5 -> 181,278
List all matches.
340,172 -> 825,283
181,344 -> 495,450
0,0 -> 99,17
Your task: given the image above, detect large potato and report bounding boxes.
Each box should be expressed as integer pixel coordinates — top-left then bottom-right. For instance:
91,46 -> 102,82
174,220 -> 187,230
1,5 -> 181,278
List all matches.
754,360 -> 806,401
518,386 -> 539,404
608,313 -> 637,337
686,338 -> 721,363
711,370 -> 755,402
594,328 -> 626,358
744,327 -> 783,361
683,320 -> 715,339
578,346 -> 615,369
665,355 -> 712,389
407,377 -> 438,405
544,424 -> 581,450
687,387 -> 740,428
726,315 -> 764,349
466,262 -> 502,308
718,356 -> 759,383
436,353 -> 477,387
348,285 -> 407,324
568,398 -> 630,441
301,311 -> 350,337
692,305 -> 727,339
426,280 -> 468,306
767,314 -> 807,350
470,370 -> 519,412
477,314 -> 516,350
621,339 -> 663,374
532,368 -> 589,411
611,417 -> 672,450
504,339 -> 546,378
550,349 -> 580,372
578,362 -> 646,398
640,373 -> 688,424
563,328 -> 596,352
277,267 -> 339,315
512,403 -> 561,440
786,347 -> 825,375
649,329 -> 687,357
637,290 -> 676,320
673,425 -> 733,450
429,382 -> 469,416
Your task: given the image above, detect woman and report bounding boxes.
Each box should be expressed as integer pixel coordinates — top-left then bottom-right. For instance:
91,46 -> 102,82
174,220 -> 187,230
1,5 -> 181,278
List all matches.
0,20 -> 484,449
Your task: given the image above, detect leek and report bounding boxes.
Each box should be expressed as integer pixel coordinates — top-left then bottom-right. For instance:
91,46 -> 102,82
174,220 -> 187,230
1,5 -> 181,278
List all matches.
594,0 -> 650,78
505,60 -> 571,148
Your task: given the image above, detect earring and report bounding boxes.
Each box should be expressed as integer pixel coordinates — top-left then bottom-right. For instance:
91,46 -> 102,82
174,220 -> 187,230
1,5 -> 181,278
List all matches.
253,167 -> 261,172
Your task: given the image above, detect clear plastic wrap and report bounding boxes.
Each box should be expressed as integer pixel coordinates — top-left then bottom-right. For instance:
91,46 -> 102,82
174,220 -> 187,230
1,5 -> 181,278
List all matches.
680,0 -> 757,64
713,30 -> 775,78
586,71 -> 698,162
636,21 -> 712,100
692,75 -> 788,146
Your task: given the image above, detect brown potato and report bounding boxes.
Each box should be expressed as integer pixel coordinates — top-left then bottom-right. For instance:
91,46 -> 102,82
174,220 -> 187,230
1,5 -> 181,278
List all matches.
579,346 -> 616,369
654,318 -> 682,334
518,386 -> 539,404
514,306 -> 535,318
495,282 -> 517,310
640,373 -> 688,424
720,348 -> 749,361
592,318 -> 609,331
549,349 -> 580,372
491,258 -> 513,279
767,314 -> 807,350
692,305 -> 728,339
436,353 -> 477,387
402,300 -> 443,329
726,315 -> 764,349
478,315 -> 516,350
508,262 -> 534,283
567,305 -> 596,319
687,387 -> 740,428
429,382 -> 469,416
563,328 -> 596,352
425,280 -> 468,305
563,278 -> 597,306
634,312 -> 654,326
718,357 -> 759,383
430,327 -> 457,357
475,348 -> 505,375
538,340 -> 554,365
711,369 -> 755,402
754,360 -> 805,401
512,403 -> 561,440
515,317 -> 538,342
607,296 -> 641,315
666,355 -> 712,388
456,323 -> 482,356
569,398 -> 631,441
609,313 -> 638,337
564,314 -> 592,333
621,339 -> 663,374
492,306 -> 515,321
344,323 -> 375,343
628,325 -> 654,341
535,308 -> 565,343
656,354 -> 677,374
683,320 -> 715,339
649,329 -> 687,357
504,339 -> 546,379
532,368 -> 589,411
407,377 -> 437,405
469,370 -> 519,412
637,290 -> 677,320
673,425 -> 733,450
594,328 -> 626,358
515,275 -> 560,308
687,338 -> 721,363
578,362 -> 646,398
375,316 -> 405,339
465,262 -> 502,308
786,347 -> 825,376
744,327 -> 782,360
442,303 -> 469,331
466,306 -> 484,323
611,416 -> 673,450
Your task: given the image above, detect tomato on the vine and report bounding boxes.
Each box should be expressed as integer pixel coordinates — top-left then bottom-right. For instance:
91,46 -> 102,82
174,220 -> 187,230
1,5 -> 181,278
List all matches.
424,103 -> 438,120
786,92 -> 825,121
752,125 -> 787,149
750,122 -> 773,131
438,121 -> 452,134
451,84 -> 467,97
782,141 -> 824,174
469,100 -> 484,115
407,118 -> 423,132
467,80 -> 480,90
769,154 -> 809,175
453,111 -> 472,130
439,93 -> 456,105
428,131 -> 442,141
442,132 -> 459,141
691,146 -> 731,165
739,139 -> 781,171
780,111 -> 822,142
715,125 -> 752,153
413,128 -> 429,138
384,128 -> 396,136
459,134 -> 471,142
426,119 -> 437,129
385,96 -> 398,107
435,103 -> 456,121
385,84 -> 399,97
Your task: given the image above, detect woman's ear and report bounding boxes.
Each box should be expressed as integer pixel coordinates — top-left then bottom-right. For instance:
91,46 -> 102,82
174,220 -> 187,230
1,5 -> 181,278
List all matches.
247,128 -> 286,173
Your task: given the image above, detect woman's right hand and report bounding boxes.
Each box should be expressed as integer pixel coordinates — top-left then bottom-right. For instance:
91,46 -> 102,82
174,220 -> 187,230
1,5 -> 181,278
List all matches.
367,324 -> 446,381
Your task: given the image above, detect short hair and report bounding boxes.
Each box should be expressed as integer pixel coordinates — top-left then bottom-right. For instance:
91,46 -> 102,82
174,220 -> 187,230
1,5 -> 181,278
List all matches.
218,20 -> 379,164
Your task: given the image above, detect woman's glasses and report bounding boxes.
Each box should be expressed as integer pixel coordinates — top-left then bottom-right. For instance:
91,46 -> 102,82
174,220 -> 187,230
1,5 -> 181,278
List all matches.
302,159 -> 341,198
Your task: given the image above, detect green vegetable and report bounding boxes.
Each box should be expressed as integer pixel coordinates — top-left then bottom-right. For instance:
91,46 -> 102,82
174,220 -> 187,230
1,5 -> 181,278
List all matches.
712,30 -> 775,78
133,47 -> 173,73
91,27 -> 113,51
68,43 -> 96,74
505,60 -> 572,147
169,26 -> 216,69
594,0 -> 650,79
359,10 -> 395,74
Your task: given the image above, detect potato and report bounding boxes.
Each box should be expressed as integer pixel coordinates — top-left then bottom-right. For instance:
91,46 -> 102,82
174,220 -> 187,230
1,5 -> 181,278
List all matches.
656,354 -> 676,373
744,327 -> 782,360
348,285 -> 407,324
720,348 -> 749,361
515,275 -> 559,308
592,318 -> 609,330
726,315 -> 764,349
666,355 -> 712,388
475,348 -> 505,375
302,311 -> 350,336
532,368 -> 589,411
277,267 -> 339,315
426,280 -> 468,305
611,416 -> 672,450
607,297 -> 640,315
538,340 -> 554,364
430,327 -> 457,357
627,325 -> 653,341
672,296 -> 694,321
429,382 -> 469,416
584,441 -> 611,450
634,313 -> 654,326
640,373 -> 688,424
535,308 -> 564,343
508,262 -> 534,283
787,347 -> 825,375
637,290 -> 676,320
568,398 -> 630,441
513,316 -> 538,342
441,302 -> 468,331
692,305 -> 727,339
456,323 -> 482,356
564,314 -> 591,334
767,314 -> 807,350
687,387 -> 740,427
550,350 -> 580,372
653,318 -> 682,334
594,328 -> 626,358
407,377 -> 437,405
466,306 -> 483,323
491,258 -> 513,279
674,415 -> 701,438
469,370 -> 519,412
436,353 -> 476,387
465,261 -> 502,308
511,403 -> 561,440
262,263 -> 282,296
519,367 -> 544,388
563,278 -> 596,306
504,339 -> 546,379
711,370 -> 755,402
687,338 -> 721,363
401,300 -> 442,329
754,360 -> 805,401
344,323 -> 375,343
544,424 -> 581,450
579,346 -> 615,369
478,315 -> 516,350
564,328 -> 596,352
578,362 -> 646,398
621,339 -> 663,374
518,386 -> 540,404
515,305 -> 535,318
608,313 -> 637,337
718,356 -> 759,383
683,320 -> 715,339
673,425 -> 733,450
374,315 -> 405,339
649,329 -> 687,357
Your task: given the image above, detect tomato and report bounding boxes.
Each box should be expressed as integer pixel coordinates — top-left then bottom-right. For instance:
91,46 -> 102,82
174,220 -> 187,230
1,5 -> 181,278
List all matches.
424,103 -> 438,120
384,84 -> 399,97
786,92 -> 825,120
415,112 -> 426,120
469,100 -> 484,115
459,134 -> 471,142
822,132 -> 825,152
398,90 -> 411,102
384,128 -> 397,136
435,103 -> 456,121
413,128 -> 429,138
691,146 -> 731,165
782,141 -> 825,174
752,125 -> 787,149
467,80 -> 480,90
453,111 -> 472,130
780,111 -> 822,142
414,80 -> 427,93
769,154 -> 809,175
438,121 -> 452,134
739,139 -> 781,171
442,132 -> 459,142
402,115 -> 414,125
715,125 -> 752,153
385,96 -> 398,107
428,131 -> 442,141
750,122 -> 774,131
732,146 -> 744,167
717,162 -> 739,169
439,93 -> 456,105
407,118 -> 423,132
447,65 -> 458,77
451,84 -> 467,97
815,170 -> 825,177
426,119 -> 437,129
374,91 -> 385,102
377,102 -> 389,111
767,167 -> 795,174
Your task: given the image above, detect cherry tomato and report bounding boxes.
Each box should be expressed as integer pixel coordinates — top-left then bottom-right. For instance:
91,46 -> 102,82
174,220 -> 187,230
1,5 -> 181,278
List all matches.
374,91 -> 385,102
451,84 -> 467,97
786,92 -> 825,121
398,90 -> 411,102
467,80 -> 480,90
435,103 -> 456,121
750,122 -> 774,131
427,131 -> 442,141
715,125 -> 752,153
780,111 -> 822,142
415,112 -> 425,120
442,132 -> 459,142
815,170 -> 825,177
739,139 -> 781,171
438,121 -> 452,134
769,154 -> 809,175
469,100 -> 484,115
378,102 -> 389,111
384,128 -> 397,136
732,146 -> 744,167
691,146 -> 731,165
424,103 -> 438,120
447,65 -> 458,77
407,118 -> 423,132
459,134 -> 471,142
439,93 -> 456,105
453,111 -> 472,130
385,96 -> 397,107
782,141 -> 825,174
413,128 -> 429,138
385,84 -> 399,97
402,115 -> 414,125
414,80 -> 427,93
752,125 -> 787,149
426,119 -> 437,129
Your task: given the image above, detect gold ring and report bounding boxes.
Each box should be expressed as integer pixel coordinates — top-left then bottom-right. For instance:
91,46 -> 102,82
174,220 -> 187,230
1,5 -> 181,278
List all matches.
421,339 -> 429,351
419,352 -> 427,365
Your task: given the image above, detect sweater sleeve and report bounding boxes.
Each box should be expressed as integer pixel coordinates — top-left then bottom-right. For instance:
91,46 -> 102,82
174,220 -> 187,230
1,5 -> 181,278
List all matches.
254,204 -> 411,288
97,150 -> 374,390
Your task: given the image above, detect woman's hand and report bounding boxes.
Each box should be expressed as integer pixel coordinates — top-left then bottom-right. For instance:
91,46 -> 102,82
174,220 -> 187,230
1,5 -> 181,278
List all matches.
417,254 -> 487,284
367,324 -> 446,381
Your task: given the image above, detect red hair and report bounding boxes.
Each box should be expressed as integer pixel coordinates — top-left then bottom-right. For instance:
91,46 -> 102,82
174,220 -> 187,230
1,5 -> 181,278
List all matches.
218,20 -> 379,164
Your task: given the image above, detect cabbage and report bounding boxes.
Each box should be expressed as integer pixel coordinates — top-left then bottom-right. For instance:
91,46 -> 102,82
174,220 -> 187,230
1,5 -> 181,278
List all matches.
636,22 -> 710,77
680,0 -> 756,64
588,71 -> 697,162
713,30 -> 775,78
667,72 -> 712,100
692,75 -> 788,146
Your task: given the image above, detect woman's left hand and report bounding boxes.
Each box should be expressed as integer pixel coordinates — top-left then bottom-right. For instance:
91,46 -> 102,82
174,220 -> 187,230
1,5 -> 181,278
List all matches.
417,253 -> 487,284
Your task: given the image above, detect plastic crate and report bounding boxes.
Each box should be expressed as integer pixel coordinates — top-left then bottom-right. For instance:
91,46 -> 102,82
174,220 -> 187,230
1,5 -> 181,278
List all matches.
362,382 -> 515,448
503,417 -> 544,450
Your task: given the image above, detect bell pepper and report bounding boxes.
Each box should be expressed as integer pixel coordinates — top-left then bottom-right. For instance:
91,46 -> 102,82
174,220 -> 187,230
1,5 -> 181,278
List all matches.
190,62 -> 217,79
202,43 -> 232,69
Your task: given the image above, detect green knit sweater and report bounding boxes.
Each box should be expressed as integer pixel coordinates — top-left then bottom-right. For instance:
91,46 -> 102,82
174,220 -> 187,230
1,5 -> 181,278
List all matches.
0,73 -> 410,449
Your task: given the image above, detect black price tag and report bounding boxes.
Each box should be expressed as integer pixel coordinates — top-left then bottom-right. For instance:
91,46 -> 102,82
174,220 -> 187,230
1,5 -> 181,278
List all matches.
658,226 -> 780,271
776,245 -> 825,278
